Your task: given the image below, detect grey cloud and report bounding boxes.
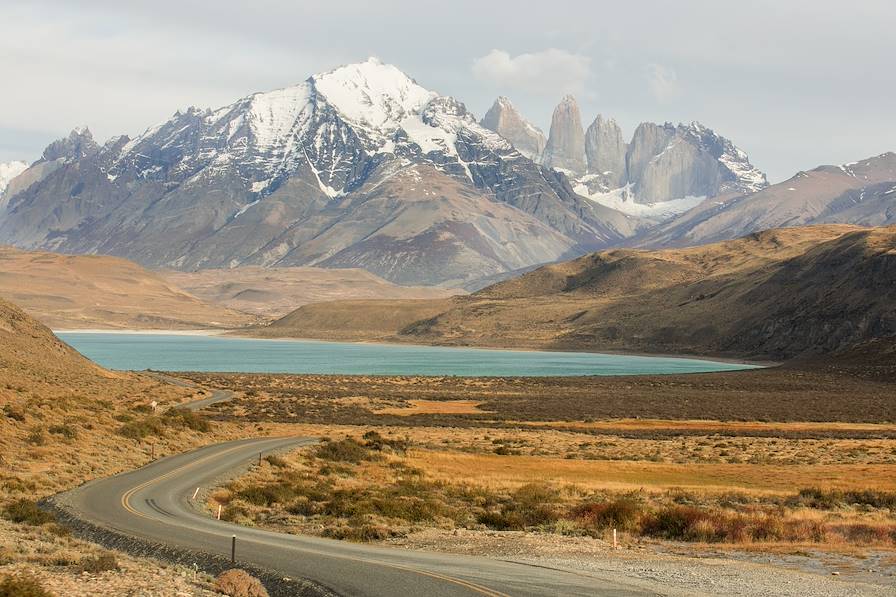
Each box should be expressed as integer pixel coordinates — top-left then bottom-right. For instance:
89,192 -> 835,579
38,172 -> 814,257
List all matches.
1,0 -> 894,182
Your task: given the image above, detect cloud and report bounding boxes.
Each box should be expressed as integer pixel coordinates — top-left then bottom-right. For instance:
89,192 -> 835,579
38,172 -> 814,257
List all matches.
472,49 -> 591,96
645,63 -> 682,103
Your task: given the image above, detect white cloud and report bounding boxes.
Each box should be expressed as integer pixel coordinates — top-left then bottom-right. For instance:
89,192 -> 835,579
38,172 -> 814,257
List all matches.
472,49 -> 591,96
645,63 -> 682,103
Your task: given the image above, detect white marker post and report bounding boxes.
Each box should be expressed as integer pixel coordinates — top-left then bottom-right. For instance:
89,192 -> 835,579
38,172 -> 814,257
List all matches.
192,487 -> 200,500
217,504 -> 222,520
613,528 -> 618,549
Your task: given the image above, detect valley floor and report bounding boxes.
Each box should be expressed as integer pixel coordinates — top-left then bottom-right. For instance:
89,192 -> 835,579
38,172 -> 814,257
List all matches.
170,362 -> 896,595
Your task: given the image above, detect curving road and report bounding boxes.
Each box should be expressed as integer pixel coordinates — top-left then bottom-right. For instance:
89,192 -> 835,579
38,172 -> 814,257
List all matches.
56,437 -> 659,596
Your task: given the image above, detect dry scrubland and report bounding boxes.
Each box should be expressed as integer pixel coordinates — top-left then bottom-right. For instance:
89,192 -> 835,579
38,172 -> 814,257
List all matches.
0,298 -> 267,595
182,357 -> 896,585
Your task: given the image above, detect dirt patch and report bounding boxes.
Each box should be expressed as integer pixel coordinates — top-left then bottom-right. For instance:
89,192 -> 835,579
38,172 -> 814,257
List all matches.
375,400 -> 485,416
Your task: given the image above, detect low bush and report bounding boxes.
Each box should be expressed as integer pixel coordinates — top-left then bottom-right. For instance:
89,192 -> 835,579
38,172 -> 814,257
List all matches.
163,408 -> 211,432
264,455 -> 288,468
48,424 -> 77,440
314,438 -> 370,463
76,553 -> 120,573
792,488 -> 896,511
2,499 -> 55,526
362,431 -> 410,453
0,573 -> 54,597
26,427 -> 45,446
117,417 -> 165,439
573,498 -> 646,533
2,405 -> 25,422
477,484 -> 560,530
214,569 -> 270,597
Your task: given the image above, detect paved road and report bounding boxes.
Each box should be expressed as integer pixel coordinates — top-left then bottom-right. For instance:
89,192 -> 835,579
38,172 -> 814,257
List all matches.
179,388 -> 233,411
57,437 -> 659,596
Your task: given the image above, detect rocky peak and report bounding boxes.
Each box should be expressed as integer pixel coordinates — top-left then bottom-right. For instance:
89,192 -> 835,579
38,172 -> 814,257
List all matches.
41,127 -> 100,163
480,96 -> 546,161
542,95 -> 587,174
584,115 -> 627,187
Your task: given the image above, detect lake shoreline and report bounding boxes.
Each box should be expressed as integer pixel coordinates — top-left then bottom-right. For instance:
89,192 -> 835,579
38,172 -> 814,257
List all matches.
53,327 -> 775,368
54,330 -> 766,377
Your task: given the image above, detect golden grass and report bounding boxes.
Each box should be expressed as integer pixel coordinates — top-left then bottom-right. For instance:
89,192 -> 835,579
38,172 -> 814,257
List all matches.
374,400 -> 485,416
408,450 -> 896,494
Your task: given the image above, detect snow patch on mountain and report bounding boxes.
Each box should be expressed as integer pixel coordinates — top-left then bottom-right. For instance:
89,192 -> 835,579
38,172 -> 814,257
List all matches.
0,161 -> 28,195
576,181 -> 705,221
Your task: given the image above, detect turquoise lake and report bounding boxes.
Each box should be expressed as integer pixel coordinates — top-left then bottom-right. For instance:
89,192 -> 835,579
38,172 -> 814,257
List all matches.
55,332 -> 759,377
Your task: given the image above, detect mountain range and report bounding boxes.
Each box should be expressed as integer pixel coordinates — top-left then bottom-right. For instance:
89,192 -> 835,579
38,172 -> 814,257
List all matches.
0,58 -> 893,288
478,95 -> 768,217
0,59 -> 635,287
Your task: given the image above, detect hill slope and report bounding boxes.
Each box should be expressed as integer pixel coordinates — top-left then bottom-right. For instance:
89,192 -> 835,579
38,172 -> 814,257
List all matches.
163,266 -> 460,318
263,225 -> 896,360
0,246 -> 255,329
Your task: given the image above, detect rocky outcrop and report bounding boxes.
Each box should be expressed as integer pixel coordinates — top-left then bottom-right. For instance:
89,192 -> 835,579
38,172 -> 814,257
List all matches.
480,97 -> 545,160
639,152 -> 896,248
584,115 -> 627,187
622,122 -> 767,204
542,95 -> 586,174
41,127 -> 100,162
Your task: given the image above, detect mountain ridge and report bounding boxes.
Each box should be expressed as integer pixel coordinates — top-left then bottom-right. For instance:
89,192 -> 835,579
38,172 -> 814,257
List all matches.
0,58 -> 637,286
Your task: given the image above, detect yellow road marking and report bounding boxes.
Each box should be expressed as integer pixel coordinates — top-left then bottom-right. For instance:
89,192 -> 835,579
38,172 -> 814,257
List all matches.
120,440 -> 510,597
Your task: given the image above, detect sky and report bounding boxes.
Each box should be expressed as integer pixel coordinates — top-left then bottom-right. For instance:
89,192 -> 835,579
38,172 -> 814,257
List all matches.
1,0 -> 894,182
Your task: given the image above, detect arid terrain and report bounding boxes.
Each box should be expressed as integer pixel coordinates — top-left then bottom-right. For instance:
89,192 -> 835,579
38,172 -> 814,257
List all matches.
256,225 -> 896,361
173,353 -> 896,594
163,266 -> 460,318
1,291 -> 895,595
0,298 -> 268,594
0,246 -> 256,330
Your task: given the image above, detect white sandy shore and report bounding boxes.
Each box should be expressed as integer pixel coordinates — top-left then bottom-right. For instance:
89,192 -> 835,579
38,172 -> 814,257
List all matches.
52,328 -> 227,336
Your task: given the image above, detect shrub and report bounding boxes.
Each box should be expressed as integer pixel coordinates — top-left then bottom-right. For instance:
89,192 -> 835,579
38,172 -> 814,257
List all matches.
214,569 -> 269,597
362,431 -> 410,453
642,505 -> 707,540
573,498 -> 646,532
76,553 -> 120,573
0,573 -> 54,597
792,488 -> 896,511
2,499 -> 55,526
235,482 -> 300,507
477,484 -> 560,530
263,455 -> 288,468
2,405 -> 25,422
48,424 -> 77,440
26,427 -> 45,446
163,408 -> 211,432
314,438 -> 370,463
117,417 -> 164,439
323,522 -> 394,542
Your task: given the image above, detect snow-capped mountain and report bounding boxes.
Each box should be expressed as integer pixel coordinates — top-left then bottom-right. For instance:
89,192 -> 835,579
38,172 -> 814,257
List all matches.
0,59 -> 638,286
0,160 -> 28,196
480,96 -> 768,221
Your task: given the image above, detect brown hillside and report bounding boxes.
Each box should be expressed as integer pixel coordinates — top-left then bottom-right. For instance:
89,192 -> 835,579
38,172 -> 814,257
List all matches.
0,246 -> 256,329
163,266 -> 460,318
260,225 -> 896,360
257,299 -> 457,341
